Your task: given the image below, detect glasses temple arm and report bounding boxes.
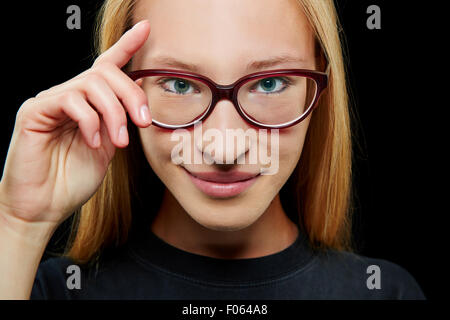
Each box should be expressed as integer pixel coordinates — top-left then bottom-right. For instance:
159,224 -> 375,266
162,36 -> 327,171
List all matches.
325,63 -> 331,76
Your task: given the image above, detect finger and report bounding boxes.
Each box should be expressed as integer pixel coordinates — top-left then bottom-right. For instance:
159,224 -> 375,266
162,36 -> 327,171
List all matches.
93,62 -> 151,127
36,21 -> 150,101
93,20 -> 150,68
34,66 -> 151,130
77,74 -> 129,148
35,68 -> 91,99
36,21 -> 149,100
31,91 -> 102,149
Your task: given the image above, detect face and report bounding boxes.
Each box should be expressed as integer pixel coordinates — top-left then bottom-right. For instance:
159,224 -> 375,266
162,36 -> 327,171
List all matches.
131,0 -> 317,231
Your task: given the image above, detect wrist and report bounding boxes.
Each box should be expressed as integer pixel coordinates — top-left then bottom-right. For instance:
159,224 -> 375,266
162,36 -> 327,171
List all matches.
0,209 -> 57,300
0,186 -> 57,248
0,209 -> 57,250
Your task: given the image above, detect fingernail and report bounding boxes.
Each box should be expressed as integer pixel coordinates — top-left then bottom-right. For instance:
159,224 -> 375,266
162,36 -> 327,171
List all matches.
118,125 -> 128,145
93,131 -> 101,148
132,20 -> 147,30
140,105 -> 151,123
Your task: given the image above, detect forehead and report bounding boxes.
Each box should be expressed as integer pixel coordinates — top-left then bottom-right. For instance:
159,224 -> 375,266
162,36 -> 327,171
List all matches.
132,0 -> 316,79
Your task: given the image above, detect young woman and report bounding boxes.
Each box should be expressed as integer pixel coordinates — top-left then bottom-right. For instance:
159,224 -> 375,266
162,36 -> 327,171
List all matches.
0,0 -> 425,299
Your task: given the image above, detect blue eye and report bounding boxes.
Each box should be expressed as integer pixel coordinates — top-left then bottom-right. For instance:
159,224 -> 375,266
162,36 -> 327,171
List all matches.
261,78 -> 277,91
159,78 -> 196,95
252,77 -> 289,94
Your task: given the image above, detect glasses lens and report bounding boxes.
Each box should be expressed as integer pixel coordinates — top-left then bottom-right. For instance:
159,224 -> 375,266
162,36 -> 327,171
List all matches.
139,75 -> 212,126
237,75 -> 318,125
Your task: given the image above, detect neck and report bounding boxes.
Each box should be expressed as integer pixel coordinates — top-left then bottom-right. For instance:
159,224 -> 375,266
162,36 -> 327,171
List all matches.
150,190 -> 299,259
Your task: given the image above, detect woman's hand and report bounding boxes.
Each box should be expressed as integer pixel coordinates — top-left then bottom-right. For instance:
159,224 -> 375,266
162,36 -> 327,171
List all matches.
0,20 -> 151,237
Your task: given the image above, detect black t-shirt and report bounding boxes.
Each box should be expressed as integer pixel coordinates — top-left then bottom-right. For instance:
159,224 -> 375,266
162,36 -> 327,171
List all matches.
30,228 -> 425,300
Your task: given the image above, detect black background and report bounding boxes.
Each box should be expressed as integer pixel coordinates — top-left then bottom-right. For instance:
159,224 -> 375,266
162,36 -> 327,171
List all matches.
0,1 -> 443,300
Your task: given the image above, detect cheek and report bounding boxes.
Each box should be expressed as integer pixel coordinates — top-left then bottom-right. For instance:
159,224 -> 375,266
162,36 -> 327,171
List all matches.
138,127 -> 176,171
137,118 -> 310,182
276,120 -> 310,174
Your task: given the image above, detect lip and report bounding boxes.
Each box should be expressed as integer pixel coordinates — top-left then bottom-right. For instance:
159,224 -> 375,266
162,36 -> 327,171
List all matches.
183,168 -> 260,198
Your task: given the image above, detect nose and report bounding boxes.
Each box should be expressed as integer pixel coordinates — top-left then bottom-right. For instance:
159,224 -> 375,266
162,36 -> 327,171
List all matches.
195,99 -> 253,165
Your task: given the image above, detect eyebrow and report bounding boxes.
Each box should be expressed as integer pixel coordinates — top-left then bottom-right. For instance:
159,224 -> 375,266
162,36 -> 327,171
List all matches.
148,54 -> 306,73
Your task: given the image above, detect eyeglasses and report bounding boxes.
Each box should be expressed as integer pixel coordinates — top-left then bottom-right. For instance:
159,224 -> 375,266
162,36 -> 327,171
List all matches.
127,67 -> 329,129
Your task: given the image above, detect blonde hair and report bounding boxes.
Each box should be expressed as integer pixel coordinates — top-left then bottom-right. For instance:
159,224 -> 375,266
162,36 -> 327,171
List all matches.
65,0 -> 354,264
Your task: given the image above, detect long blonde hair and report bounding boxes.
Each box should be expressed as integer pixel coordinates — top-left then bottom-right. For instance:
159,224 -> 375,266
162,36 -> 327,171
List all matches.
65,0 -> 354,264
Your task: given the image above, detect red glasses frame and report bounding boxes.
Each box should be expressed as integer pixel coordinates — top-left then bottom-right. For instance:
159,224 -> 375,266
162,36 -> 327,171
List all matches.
127,67 -> 330,129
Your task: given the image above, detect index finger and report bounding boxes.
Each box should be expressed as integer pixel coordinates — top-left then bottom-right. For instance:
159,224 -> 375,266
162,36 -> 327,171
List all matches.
94,20 -> 151,68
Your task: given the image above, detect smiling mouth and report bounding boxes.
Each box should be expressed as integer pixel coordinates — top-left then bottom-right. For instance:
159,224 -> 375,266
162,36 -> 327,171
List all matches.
182,167 -> 260,198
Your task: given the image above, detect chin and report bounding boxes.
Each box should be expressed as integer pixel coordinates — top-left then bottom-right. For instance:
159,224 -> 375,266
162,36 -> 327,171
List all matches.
194,218 -> 255,232
186,202 -> 265,232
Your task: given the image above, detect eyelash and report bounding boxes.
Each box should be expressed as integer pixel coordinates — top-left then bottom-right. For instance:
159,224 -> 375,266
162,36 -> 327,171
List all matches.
156,77 -> 293,95
249,77 -> 292,95
157,78 -> 201,95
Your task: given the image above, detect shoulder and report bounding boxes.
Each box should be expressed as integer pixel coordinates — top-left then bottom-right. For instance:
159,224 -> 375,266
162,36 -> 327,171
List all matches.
306,248 -> 426,299
31,256 -> 77,299
30,246 -> 130,300
31,243 -> 155,300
